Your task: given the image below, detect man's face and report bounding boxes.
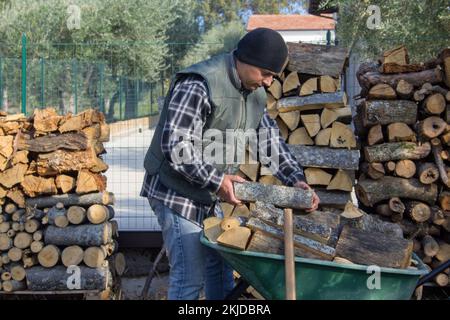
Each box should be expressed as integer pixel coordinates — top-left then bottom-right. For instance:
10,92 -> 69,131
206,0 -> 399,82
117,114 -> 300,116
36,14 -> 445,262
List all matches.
236,60 -> 277,91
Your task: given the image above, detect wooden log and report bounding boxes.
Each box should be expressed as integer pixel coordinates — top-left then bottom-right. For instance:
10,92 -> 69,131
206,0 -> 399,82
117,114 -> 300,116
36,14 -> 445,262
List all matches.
36,147 -> 100,176
395,160 -> 416,178
423,93 -> 446,115
387,123 -> 416,142
362,100 -> 417,127
24,219 -> 40,234
416,117 -> 446,140
268,78 -> 282,99
0,163 -> 28,188
67,206 -> 87,225
367,124 -> 384,146
286,42 -> 349,78
250,201 -> 332,243
6,188 -> 26,208
109,252 -> 126,277
33,230 -> 43,241
335,225 -> 413,269
300,114 -> 320,137
417,162 -> 439,184
55,175 -> 76,193
220,217 -> 242,231
406,201 -> 431,223
2,280 -> 26,292
430,206 -> 446,226
320,75 -> 339,93
280,111 -> 300,131
314,189 -> 351,208
30,240 -> 44,253
356,176 -> 438,206
376,204 -> 393,218
240,163 -> 260,182
21,175 -> 57,197
282,71 -> 300,94
217,227 -> 251,250
258,175 -> 282,186
329,122 -> 356,149
327,169 -> 353,192
364,142 -> 431,162
8,247 -> 23,262
396,80 -> 414,99
203,217 -> 223,242
17,132 -> 87,153
277,92 -> 347,113
439,191 -> 450,211
314,128 -> 332,146
246,217 -> 335,260
365,162 -> 385,180
87,204 -> 115,224
1,271 -> 12,281
320,107 -> 352,129
288,127 -> 313,145
37,244 -> 60,268
381,45 -> 408,65
76,170 -> 107,194
385,161 -> 396,174
25,192 -> 115,208
58,109 -> 105,133
434,274 -> 449,287
299,77 -> 318,96
431,138 -> 449,187
275,117 -> 289,141
246,231 -> 313,258
266,93 -> 278,119
83,246 -> 108,268
44,223 -> 112,246
358,67 -> 443,93
368,83 -> 397,100
0,221 -> 10,233
11,264 -> 26,281
14,232 -> 32,249
233,182 -> 313,209
32,108 -> 62,133
435,243 -> 450,262
422,235 -> 439,258
304,168 -> 332,186
47,203 -> 69,228
26,265 -> 111,291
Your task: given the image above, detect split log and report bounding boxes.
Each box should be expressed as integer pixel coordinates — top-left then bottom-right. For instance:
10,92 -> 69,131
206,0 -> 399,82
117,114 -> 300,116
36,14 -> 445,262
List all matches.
362,100 -> 417,127
58,109 -> 105,133
396,80 -> 414,99
240,162 -> 260,182
329,122 -> 356,149
417,162 -> 439,184
277,92 -> 347,113
327,170 -> 353,192
416,117 -> 446,140
275,117 -> 289,141
25,192 -> 115,208
26,265 -> 111,291
37,244 -> 60,268
286,42 -> 349,78
258,175 -> 282,186
320,75 -> 339,93
231,204 -> 251,218
406,201 -> 431,223
67,206 -> 87,225
279,111 -> 300,131
233,182 -> 313,209
423,93 -> 446,115
55,175 -> 76,193
76,170 -> 107,194
246,217 -> 335,260
381,45 -> 408,65
288,127 -> 313,145
368,83 -> 397,100
268,79 -> 282,99
21,175 -> 57,197
314,128 -> 332,146
220,217 -> 242,231
365,162 -> 385,180
335,225 -> 413,269
0,163 -> 28,188
367,124 -> 384,146
44,223 -> 112,246
87,204 -> 115,225
6,188 -> 26,208
431,138 -> 449,187
395,160 -> 416,178
217,227 -> 251,250
300,114 -> 321,137
17,132 -> 87,152
250,201 -> 332,243
36,147 -> 100,176
387,123 -> 416,142
203,217 -> 223,242
320,107 -> 352,129
47,203 -> 69,228
266,94 -> 278,119
299,77 -> 318,96
282,71 -> 300,93
32,108 -> 63,133
364,142 -> 431,162
356,176 -> 438,207
304,168 -> 332,186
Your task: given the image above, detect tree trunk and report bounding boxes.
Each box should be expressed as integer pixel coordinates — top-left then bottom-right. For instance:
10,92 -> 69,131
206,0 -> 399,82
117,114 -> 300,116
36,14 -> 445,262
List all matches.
125,80 -> 137,120
44,223 -> 112,247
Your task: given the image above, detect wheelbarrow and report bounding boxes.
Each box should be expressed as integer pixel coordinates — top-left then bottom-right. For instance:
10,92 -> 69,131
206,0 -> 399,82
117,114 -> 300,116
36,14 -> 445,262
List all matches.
200,233 -> 436,300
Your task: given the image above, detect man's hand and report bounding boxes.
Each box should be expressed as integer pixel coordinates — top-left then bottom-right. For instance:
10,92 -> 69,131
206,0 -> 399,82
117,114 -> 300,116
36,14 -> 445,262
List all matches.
294,181 -> 320,212
217,175 -> 247,205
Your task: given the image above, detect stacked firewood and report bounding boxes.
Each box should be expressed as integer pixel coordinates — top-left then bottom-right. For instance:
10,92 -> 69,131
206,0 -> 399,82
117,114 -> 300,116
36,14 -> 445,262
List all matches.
0,108 -> 125,295
354,46 -> 450,286
207,181 -> 416,271
221,42 -> 359,221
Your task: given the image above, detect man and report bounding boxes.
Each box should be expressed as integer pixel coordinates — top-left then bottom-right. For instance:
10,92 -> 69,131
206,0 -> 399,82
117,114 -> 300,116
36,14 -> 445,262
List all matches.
141,28 -> 320,300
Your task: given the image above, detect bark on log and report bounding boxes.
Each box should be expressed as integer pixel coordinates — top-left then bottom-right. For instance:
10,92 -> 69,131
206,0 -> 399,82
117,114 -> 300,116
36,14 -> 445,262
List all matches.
25,192 -> 115,208
277,92 -> 347,113
21,175 -> 57,197
44,222 -> 112,246
356,176 -> 438,206
288,145 -> 359,170
233,182 -> 313,209
26,265 -> 111,291
315,189 -> 352,208
36,147 -> 100,176
362,100 -> 417,127
364,142 -> 431,163
335,225 -> 413,269
17,132 -> 87,153
58,109 -> 105,133
55,175 -> 76,193
431,138 -> 449,187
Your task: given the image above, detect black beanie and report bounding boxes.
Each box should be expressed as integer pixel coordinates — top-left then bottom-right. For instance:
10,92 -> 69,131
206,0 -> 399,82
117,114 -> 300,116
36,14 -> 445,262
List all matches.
234,28 -> 288,74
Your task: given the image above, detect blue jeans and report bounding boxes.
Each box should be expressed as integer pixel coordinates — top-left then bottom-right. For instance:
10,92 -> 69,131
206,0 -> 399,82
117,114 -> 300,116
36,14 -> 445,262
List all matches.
148,198 -> 235,300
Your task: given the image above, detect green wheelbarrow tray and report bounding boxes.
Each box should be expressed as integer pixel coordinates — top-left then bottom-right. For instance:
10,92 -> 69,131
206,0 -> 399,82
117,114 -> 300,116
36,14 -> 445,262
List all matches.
200,233 -> 429,300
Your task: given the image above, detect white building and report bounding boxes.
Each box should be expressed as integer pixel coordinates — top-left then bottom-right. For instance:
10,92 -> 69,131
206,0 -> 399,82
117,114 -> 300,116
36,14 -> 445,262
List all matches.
246,14 -> 335,45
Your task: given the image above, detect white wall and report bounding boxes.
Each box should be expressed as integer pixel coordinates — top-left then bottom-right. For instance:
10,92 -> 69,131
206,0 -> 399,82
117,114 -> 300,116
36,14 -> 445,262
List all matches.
277,30 -> 335,44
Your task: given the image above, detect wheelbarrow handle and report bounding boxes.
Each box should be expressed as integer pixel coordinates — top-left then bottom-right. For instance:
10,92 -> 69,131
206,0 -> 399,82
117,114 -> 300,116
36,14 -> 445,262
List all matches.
284,208 -> 296,300
416,258 -> 450,287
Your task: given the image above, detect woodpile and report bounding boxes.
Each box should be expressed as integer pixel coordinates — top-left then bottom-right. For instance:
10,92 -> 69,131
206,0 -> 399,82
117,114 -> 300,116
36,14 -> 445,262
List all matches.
0,108 -> 125,295
355,46 -> 450,286
207,197 -> 415,270
221,42 -> 358,221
